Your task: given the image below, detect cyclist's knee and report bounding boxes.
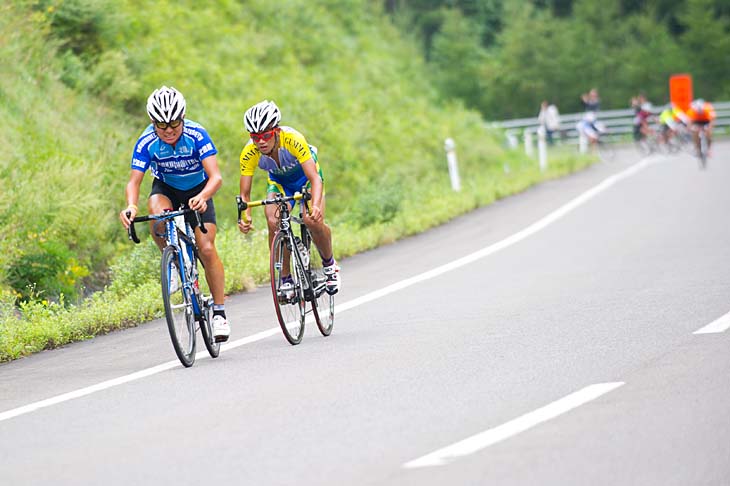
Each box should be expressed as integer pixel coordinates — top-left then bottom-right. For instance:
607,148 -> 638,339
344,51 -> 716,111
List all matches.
197,239 -> 218,259
266,216 -> 279,232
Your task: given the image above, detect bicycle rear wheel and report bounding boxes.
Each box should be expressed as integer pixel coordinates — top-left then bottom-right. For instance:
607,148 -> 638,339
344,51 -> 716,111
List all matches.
161,246 -> 196,367
198,295 -> 220,358
270,231 -> 306,345
312,271 -> 334,336
307,239 -> 334,336
698,131 -> 708,169
597,139 -> 616,161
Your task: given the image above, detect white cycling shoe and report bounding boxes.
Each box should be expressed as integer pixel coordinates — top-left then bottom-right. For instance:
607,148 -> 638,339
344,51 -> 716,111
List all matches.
212,315 -> 230,342
323,262 -> 340,295
279,281 -> 296,301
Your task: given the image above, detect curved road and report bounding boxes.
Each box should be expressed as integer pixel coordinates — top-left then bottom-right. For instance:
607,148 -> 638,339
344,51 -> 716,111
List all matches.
1,143 -> 729,485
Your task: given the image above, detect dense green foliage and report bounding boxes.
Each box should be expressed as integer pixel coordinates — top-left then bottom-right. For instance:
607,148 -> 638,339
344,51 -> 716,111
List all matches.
387,0 -> 730,118
0,0 -> 595,361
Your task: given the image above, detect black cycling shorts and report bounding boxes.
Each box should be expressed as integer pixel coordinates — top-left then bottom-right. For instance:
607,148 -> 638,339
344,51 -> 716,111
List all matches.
150,178 -> 217,227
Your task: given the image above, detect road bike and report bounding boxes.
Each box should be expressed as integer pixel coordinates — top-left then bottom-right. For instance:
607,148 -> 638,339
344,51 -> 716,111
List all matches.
236,190 -> 334,345
127,207 -> 220,367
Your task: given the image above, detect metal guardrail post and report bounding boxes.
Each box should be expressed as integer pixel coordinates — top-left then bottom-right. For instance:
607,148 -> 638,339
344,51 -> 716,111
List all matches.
537,127 -> 548,171
444,138 -> 461,192
579,131 -> 588,153
524,130 -> 534,157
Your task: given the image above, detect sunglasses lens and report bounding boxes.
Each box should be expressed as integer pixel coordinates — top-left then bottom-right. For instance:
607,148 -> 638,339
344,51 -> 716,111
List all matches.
155,119 -> 182,129
251,130 -> 274,142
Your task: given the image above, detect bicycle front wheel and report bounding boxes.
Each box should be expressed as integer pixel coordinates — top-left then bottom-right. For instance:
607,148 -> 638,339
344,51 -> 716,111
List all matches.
270,231 -> 306,345
161,246 -> 196,367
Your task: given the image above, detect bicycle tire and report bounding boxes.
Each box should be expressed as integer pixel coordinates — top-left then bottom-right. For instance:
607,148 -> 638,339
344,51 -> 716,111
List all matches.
198,295 -> 220,358
306,234 -> 334,336
698,131 -> 708,169
270,231 -> 306,345
598,140 -> 616,161
161,246 -> 196,367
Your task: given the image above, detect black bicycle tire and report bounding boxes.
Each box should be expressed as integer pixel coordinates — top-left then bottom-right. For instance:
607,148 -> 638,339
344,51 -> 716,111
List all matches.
305,229 -> 334,337
270,231 -> 305,345
699,131 -> 708,169
161,246 -> 196,367
198,294 -> 220,358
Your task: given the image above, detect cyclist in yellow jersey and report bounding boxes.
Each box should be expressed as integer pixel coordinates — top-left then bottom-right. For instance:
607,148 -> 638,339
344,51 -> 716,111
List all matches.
238,100 -> 340,295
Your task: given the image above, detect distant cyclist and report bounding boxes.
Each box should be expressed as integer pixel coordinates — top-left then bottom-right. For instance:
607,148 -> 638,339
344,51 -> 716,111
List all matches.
686,99 -> 716,156
119,86 -> 230,342
632,102 -> 655,143
658,103 -> 689,145
576,111 -> 602,150
237,100 -> 340,295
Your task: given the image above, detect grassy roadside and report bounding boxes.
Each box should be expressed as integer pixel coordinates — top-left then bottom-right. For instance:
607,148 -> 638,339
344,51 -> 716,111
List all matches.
0,149 -> 595,362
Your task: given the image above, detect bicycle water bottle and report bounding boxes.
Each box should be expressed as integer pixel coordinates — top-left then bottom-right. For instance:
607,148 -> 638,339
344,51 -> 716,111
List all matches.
295,236 -> 309,267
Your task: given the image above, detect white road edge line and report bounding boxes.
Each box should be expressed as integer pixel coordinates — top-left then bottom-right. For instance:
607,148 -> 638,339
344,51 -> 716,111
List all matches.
0,157 -> 659,423
693,311 -> 730,334
403,382 -> 625,469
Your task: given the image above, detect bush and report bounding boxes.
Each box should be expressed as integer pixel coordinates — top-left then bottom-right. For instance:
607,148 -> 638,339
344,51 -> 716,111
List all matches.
4,231 -> 88,303
348,177 -> 403,228
43,0 -> 108,60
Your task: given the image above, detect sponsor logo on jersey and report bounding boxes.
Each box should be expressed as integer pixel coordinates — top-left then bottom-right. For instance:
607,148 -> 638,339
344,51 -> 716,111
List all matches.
159,158 -> 197,170
184,127 -> 204,141
289,138 -> 306,157
199,142 -> 213,156
136,132 -> 157,153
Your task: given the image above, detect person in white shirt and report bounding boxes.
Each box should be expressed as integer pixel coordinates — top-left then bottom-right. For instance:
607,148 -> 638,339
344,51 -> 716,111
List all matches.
538,100 -> 561,145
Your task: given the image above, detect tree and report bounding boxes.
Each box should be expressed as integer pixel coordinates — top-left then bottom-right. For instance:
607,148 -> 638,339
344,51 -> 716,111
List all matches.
677,0 -> 730,98
430,8 -> 490,107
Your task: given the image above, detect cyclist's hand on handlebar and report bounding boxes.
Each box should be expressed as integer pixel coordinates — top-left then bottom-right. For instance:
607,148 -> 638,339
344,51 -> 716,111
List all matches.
120,206 -> 137,229
305,204 -> 323,224
238,213 -> 253,233
188,195 -> 208,213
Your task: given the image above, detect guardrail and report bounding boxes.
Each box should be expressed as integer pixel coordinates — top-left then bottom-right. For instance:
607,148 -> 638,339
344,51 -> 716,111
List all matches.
489,101 -> 730,156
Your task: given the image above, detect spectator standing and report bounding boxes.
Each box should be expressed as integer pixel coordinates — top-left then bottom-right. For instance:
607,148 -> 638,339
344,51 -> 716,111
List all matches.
581,88 -> 600,112
538,100 -> 561,145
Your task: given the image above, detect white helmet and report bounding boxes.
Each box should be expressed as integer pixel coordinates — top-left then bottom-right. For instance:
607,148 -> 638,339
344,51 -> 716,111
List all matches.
244,100 -> 281,133
146,86 -> 186,123
691,99 -> 705,111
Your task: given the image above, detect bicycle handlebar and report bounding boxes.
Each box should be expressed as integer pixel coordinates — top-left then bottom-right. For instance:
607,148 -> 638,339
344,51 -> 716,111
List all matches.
236,190 -> 311,224
127,207 -> 207,244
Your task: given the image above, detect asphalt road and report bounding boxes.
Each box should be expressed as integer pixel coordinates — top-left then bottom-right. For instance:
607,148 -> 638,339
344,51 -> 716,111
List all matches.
1,143 -> 729,485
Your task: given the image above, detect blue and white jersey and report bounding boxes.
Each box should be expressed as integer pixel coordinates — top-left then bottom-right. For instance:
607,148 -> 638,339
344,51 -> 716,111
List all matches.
131,120 -> 218,191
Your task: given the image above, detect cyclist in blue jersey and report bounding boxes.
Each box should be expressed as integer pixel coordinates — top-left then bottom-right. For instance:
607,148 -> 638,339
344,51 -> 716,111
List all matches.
119,86 -> 230,341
